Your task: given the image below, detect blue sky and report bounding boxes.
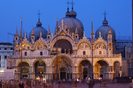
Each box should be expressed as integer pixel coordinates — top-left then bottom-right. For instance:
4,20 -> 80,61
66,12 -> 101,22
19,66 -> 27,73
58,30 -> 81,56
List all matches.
0,0 -> 131,42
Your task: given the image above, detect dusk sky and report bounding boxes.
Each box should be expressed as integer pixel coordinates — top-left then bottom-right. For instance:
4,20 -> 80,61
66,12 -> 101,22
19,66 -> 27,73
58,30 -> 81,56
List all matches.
0,0 -> 131,42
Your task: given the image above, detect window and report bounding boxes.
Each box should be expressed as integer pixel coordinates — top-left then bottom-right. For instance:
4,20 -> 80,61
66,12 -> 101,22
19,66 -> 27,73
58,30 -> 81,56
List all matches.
4,48 -> 7,50
40,52 -> 43,56
24,52 -> 27,56
5,55 -> 7,59
99,51 -> 102,54
83,51 -> 86,55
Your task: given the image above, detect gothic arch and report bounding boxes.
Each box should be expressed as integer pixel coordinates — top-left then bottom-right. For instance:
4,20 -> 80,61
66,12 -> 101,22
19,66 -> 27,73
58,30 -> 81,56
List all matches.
94,38 -> 107,50
50,36 -> 75,49
34,60 -> 46,79
114,61 -> 121,77
52,54 -> 72,80
94,60 -> 109,79
78,60 -> 92,79
34,38 -> 47,50
18,62 -> 30,79
77,39 -> 91,49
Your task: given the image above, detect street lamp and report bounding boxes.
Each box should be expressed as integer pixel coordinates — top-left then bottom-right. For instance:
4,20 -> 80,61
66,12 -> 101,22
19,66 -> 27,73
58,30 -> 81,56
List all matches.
19,17 -> 23,80
91,21 -> 94,79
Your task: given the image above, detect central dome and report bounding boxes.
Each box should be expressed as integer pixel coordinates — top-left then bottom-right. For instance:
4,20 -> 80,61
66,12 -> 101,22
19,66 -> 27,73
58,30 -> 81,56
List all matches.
58,8 -> 84,39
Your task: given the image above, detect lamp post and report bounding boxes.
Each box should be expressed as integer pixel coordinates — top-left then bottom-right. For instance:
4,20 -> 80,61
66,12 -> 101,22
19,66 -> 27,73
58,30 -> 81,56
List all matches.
19,17 -> 23,80
91,21 -> 94,79
19,42 -> 23,80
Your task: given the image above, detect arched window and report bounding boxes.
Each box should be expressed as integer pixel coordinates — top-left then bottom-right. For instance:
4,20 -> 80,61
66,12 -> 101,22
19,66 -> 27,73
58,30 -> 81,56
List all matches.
40,51 -> 43,56
83,51 -> 86,55
24,52 -> 27,56
99,51 -> 102,55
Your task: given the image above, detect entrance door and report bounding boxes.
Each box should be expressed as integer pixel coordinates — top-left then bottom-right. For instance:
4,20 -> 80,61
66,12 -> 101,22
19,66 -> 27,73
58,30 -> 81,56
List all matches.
83,68 -> 88,79
60,67 -> 67,80
60,72 -> 66,80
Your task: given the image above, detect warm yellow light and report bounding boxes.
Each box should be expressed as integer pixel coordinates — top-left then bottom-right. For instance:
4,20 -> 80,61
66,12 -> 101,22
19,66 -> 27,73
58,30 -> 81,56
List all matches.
0,69 -> 4,73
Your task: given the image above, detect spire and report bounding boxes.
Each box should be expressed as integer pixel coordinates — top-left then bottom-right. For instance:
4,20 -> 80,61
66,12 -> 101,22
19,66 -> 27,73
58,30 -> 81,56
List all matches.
16,26 -> 19,36
71,0 -> 74,10
36,11 -> 42,27
98,32 -> 102,38
24,32 -> 27,39
48,25 -> 51,35
66,1 -> 70,17
61,19 -> 64,30
31,28 -> 35,35
20,17 -> 23,42
83,32 -> 87,39
55,18 -> 59,33
69,0 -> 77,18
103,11 -> 108,26
39,31 -> 42,38
91,21 -> 94,40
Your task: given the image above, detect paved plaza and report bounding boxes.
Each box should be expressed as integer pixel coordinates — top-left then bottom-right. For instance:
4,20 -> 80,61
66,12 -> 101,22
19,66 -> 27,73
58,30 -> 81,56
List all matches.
29,82 -> 133,88
0,80 -> 133,88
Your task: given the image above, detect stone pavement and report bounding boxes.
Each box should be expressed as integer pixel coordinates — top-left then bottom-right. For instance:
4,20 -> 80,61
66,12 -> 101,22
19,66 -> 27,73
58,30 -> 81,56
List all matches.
33,82 -> 132,88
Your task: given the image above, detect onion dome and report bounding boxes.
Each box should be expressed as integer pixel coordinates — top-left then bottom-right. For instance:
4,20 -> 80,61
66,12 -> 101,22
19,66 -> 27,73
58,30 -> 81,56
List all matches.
30,18 -> 48,41
95,14 -> 116,41
57,6 -> 84,39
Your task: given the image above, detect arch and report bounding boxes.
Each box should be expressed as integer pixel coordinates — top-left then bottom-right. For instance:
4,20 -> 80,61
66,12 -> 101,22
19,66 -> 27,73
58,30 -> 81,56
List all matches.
52,55 -> 72,80
94,60 -> 109,79
78,60 -> 92,79
50,36 -> 75,49
34,60 -> 46,79
114,61 -> 121,77
94,38 -> 107,50
77,39 -> 91,49
53,39 -> 73,54
34,39 -> 47,50
18,62 -> 30,79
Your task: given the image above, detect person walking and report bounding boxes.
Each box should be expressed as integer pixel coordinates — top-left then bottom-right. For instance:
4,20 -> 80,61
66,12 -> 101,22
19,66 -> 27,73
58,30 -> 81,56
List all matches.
19,81 -> 24,88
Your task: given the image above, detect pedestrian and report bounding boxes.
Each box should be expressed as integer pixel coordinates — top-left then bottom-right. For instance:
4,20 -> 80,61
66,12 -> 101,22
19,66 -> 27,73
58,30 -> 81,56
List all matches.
19,81 -> 24,88
88,80 -> 95,88
0,80 -> 2,88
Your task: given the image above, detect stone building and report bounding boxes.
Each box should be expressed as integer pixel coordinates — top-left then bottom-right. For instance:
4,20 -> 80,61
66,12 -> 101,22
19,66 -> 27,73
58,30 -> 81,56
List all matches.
7,5 -> 122,80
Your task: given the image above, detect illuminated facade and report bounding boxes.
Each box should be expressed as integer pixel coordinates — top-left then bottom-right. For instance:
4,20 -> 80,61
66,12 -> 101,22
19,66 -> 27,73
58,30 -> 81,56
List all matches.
7,6 -> 122,80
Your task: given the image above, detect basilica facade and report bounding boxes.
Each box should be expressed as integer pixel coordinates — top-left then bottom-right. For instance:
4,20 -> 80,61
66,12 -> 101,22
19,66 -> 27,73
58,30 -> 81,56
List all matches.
7,7 -> 122,80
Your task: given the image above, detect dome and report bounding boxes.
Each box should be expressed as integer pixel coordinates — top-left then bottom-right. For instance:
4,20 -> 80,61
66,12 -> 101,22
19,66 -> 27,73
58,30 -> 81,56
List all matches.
95,17 -> 116,41
30,19 -> 48,40
58,8 -> 84,39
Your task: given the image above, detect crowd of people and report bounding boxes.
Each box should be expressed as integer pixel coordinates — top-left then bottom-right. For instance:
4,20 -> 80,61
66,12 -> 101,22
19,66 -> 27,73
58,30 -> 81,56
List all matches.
0,79 -> 51,88
0,77 -> 96,88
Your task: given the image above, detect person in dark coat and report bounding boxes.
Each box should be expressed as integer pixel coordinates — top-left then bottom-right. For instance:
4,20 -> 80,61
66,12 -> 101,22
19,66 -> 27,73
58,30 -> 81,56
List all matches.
19,81 -> 24,88
0,80 -> 2,88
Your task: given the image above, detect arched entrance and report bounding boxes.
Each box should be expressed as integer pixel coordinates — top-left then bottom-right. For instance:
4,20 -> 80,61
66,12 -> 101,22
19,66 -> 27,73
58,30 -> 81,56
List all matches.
114,61 -> 120,77
79,60 -> 92,79
34,60 -> 46,79
94,60 -> 109,79
54,39 -> 73,54
18,62 -> 30,79
53,55 -> 72,80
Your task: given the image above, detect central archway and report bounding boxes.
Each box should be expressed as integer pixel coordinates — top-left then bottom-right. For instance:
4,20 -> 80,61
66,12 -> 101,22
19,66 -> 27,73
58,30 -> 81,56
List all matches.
52,55 -> 72,80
